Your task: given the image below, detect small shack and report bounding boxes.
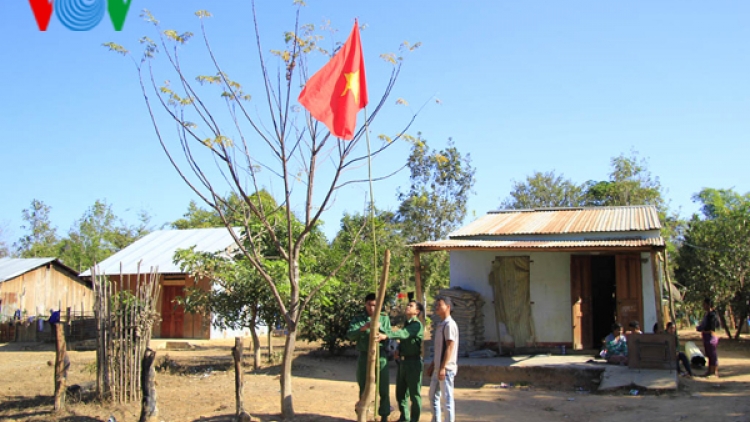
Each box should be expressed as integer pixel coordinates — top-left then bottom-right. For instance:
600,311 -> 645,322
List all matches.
0,257 -> 93,321
412,206 -> 668,352
80,228 -> 264,340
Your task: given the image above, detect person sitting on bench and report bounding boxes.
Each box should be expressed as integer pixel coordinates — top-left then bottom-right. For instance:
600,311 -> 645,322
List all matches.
601,322 -> 628,365
627,320 -> 643,335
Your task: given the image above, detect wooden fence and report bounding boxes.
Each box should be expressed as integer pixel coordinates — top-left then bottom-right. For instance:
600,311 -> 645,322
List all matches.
0,316 -> 97,343
93,266 -> 161,403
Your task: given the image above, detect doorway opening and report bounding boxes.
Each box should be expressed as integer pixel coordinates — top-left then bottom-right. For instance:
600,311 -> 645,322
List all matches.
590,255 -> 616,345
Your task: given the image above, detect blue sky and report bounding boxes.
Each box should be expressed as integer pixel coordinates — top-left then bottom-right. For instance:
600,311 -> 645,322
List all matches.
1,1 -> 748,246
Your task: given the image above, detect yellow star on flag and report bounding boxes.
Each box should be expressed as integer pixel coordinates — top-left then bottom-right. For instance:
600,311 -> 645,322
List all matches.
341,70 -> 361,104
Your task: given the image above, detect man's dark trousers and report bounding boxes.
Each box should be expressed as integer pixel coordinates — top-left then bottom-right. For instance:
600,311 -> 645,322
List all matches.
396,356 -> 422,422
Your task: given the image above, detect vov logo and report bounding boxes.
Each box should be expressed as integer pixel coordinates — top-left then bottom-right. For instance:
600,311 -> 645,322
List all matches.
29,0 -> 132,31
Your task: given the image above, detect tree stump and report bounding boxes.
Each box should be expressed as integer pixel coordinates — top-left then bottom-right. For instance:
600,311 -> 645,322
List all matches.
53,323 -> 68,412
139,348 -> 158,422
233,337 -> 253,422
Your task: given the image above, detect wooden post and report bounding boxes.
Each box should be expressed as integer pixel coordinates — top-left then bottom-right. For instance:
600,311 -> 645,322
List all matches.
414,251 -> 424,317
53,323 -> 68,412
414,251 -> 426,358
650,251 -> 664,331
233,337 -> 252,422
106,274 -> 113,402
94,271 -> 101,399
267,327 -> 273,362
139,348 -> 158,422
355,250 -> 391,422
661,251 -> 677,327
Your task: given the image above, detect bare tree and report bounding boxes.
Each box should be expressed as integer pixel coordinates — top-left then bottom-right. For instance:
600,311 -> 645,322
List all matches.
106,3 -> 419,417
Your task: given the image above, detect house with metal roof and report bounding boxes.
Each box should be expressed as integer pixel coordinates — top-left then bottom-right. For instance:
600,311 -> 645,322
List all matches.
80,228 -> 260,340
411,205 -> 667,351
0,257 -> 93,322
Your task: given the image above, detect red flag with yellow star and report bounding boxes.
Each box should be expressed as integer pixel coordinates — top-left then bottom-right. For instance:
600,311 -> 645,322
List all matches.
299,21 -> 367,140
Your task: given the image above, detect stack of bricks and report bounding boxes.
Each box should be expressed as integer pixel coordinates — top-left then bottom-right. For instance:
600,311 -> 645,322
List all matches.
430,287 -> 485,357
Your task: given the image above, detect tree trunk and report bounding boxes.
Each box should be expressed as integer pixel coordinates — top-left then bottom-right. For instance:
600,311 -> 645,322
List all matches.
718,311 -> 733,339
280,329 -> 296,418
726,304 -> 736,331
233,337 -> 253,422
355,250 -> 391,422
267,326 -> 273,362
734,308 -> 749,340
250,326 -> 261,370
53,323 -> 68,413
139,348 -> 158,422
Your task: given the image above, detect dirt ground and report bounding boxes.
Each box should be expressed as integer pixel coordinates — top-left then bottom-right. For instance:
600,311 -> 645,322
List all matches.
1,331 -> 749,422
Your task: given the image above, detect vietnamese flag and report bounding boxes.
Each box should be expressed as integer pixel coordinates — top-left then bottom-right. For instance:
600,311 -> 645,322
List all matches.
299,20 -> 368,140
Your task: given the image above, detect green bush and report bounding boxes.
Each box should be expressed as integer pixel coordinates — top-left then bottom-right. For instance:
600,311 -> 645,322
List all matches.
299,282 -> 364,355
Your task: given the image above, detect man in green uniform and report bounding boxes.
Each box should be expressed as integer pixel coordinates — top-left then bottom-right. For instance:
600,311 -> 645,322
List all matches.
347,293 -> 392,422
388,300 -> 424,422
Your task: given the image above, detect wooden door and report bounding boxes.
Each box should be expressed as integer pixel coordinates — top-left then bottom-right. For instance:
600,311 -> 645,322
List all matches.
615,255 -> 643,328
570,256 -> 593,349
161,286 -> 185,338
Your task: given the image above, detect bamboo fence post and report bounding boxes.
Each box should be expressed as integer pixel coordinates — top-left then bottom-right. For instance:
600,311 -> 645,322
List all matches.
136,277 -> 143,402
102,275 -> 106,396
130,272 -> 136,401
127,273 -> 132,401
94,268 -> 102,398
107,274 -> 114,402
117,271 -> 122,403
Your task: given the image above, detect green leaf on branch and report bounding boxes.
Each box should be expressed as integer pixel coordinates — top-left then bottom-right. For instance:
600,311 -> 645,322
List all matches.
102,42 -> 129,56
163,30 -> 193,44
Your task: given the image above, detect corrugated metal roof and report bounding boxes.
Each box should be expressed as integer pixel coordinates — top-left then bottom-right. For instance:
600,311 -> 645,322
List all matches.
411,237 -> 665,251
80,228 -> 241,277
450,206 -> 661,237
0,257 -> 57,282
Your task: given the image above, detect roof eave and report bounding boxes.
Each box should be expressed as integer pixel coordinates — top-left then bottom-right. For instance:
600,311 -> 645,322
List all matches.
411,244 -> 666,253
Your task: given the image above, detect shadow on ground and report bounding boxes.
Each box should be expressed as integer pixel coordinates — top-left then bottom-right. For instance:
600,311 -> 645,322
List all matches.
0,395 -> 74,422
0,395 -> 53,412
192,413 -> 352,422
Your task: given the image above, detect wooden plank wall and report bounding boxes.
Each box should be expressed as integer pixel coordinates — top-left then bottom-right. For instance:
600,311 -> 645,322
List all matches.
108,274 -> 210,340
0,265 -> 94,320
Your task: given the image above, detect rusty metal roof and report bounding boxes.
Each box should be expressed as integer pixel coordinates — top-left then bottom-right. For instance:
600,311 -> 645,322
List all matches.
450,206 -> 661,237
411,237 -> 665,251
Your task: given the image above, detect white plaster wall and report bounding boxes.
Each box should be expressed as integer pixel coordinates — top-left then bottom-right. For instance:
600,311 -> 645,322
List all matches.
207,283 -> 267,339
450,250 -> 572,344
210,323 -> 268,339
451,250 -> 661,344
640,252 -> 657,333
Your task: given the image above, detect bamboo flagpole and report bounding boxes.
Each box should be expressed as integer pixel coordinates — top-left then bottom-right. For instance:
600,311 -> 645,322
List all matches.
355,250 -> 391,422
299,21 -> 388,420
